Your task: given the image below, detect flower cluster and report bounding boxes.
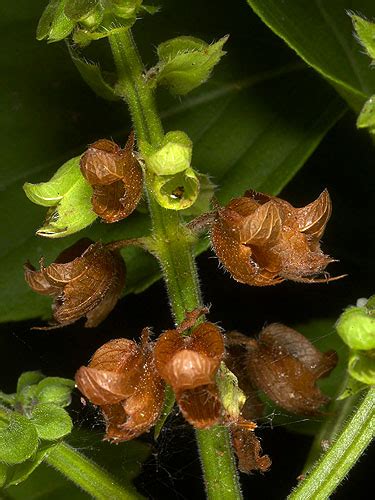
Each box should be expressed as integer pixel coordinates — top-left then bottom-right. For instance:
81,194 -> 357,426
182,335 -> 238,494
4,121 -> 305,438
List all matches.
75,310 -> 337,473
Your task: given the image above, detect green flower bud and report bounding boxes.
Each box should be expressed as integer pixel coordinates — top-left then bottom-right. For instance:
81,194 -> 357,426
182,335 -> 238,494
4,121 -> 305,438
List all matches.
216,363 -> 246,422
108,0 -> 142,19
23,156 -> 97,238
152,168 -> 200,210
148,35 -> 228,95
357,95 -> 375,132
37,0 -> 75,42
36,377 -> 75,408
64,0 -> 104,29
348,350 -> 375,385
351,14 -> 375,61
142,131 -> 193,175
336,298 -> 375,351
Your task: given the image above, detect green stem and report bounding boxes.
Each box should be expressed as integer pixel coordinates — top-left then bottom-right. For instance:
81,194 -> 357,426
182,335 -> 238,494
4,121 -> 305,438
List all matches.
303,374 -> 362,472
289,387 -> 375,500
109,29 -> 242,500
45,442 -> 138,500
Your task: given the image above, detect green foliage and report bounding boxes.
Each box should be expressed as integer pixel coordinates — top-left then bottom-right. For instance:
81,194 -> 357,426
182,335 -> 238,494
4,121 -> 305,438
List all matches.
23,156 -> 97,238
37,0 -> 74,42
351,13 -> 375,60
149,36 -> 228,95
0,372 -> 75,488
246,0 -> 375,111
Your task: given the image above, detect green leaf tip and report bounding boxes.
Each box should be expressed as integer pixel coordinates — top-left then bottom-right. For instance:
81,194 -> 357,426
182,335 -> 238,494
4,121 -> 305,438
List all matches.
142,130 -> 193,175
336,296 -> 375,351
148,35 -> 228,95
152,168 -> 200,210
24,156 -> 97,238
350,13 -> 375,61
357,95 -> 375,132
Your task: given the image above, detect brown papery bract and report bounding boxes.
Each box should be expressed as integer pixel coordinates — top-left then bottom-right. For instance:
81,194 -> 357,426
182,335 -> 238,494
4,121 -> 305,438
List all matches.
75,329 -> 165,442
231,421 -> 271,474
227,324 -> 337,415
80,131 -> 143,222
24,238 -> 125,328
154,321 -> 225,428
211,189 -> 343,286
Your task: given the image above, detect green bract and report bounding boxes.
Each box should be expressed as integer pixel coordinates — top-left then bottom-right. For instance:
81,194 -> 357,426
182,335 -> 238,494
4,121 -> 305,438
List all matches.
148,35 -> 228,95
142,131 -> 193,175
23,156 -> 97,238
216,363 -> 246,422
351,14 -> 375,61
64,0 -> 104,28
348,350 -> 375,385
336,297 -> 375,351
152,168 -> 199,210
37,0 -> 75,42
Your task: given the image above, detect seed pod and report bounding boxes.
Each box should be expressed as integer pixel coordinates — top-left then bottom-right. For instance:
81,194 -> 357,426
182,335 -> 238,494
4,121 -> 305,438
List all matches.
24,238 -> 125,328
227,325 -> 337,415
76,329 -> 164,441
80,132 -> 143,222
154,322 -> 224,428
211,189 -> 342,286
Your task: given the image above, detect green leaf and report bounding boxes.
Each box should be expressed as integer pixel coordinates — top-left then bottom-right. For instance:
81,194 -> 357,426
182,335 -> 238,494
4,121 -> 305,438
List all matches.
67,45 -> 120,101
0,0 -> 345,323
35,377 -> 75,407
16,372 -> 44,393
149,35 -> 228,95
246,0 -> 375,111
5,443 -> 57,487
348,350 -> 375,385
0,413 -> 39,465
24,156 -> 97,238
351,14 -> 375,60
29,403 -> 73,441
357,95 -> 375,131
36,0 -> 75,42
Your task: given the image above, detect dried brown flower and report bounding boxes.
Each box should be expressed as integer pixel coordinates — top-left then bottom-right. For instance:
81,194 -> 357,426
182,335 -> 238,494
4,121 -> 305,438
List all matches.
75,329 -> 164,441
154,321 -> 225,428
231,420 -> 271,474
24,238 -> 125,328
227,324 -> 337,415
80,131 -> 143,222
211,189 -> 341,285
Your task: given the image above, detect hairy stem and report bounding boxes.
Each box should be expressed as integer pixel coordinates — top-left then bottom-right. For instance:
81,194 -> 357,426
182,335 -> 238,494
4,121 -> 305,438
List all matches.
109,29 -> 242,500
289,387 -> 375,500
45,442 -> 138,500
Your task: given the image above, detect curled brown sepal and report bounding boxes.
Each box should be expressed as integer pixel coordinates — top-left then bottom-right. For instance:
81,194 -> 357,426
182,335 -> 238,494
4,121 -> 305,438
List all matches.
228,325 -> 337,415
75,329 -> 165,442
154,321 -> 225,428
80,131 -> 143,222
211,189 -> 345,286
231,420 -> 271,474
24,238 -> 125,328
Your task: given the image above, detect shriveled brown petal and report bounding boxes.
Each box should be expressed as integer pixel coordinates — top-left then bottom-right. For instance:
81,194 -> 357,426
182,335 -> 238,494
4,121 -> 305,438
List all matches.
231,423 -> 271,473
154,322 -> 224,390
75,366 -> 131,405
24,261 -> 62,296
259,324 -> 338,378
53,244 -> 126,327
244,324 -> 337,414
295,189 -> 332,240
80,132 -> 143,223
177,385 -> 222,429
211,219 -> 283,286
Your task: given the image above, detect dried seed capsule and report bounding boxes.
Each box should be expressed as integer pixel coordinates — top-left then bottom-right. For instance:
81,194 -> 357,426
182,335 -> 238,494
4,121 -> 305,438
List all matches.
24,238 -> 125,328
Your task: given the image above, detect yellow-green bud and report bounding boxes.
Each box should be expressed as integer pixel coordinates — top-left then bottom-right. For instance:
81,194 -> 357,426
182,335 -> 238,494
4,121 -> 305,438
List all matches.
336,297 -> 375,351
143,131 -> 193,175
152,168 -> 200,210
